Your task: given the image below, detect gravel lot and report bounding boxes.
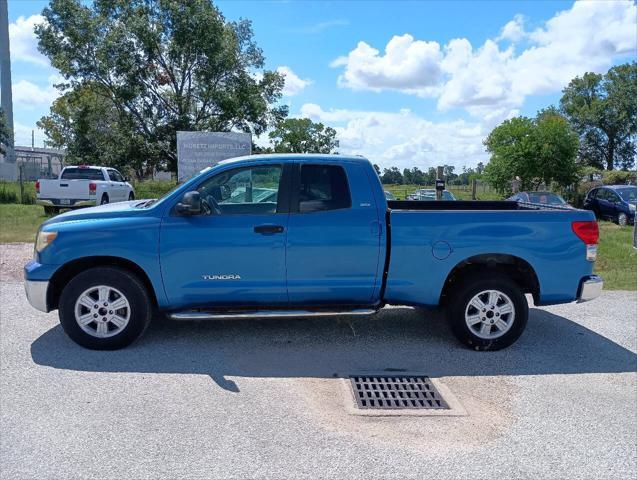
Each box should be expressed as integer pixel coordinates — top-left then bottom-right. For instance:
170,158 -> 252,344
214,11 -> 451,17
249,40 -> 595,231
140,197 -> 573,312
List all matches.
1,243 -> 636,479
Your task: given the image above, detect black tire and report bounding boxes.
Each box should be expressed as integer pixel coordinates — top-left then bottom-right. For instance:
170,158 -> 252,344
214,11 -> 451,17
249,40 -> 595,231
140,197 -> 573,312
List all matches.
128,192 -> 135,201
617,212 -> 628,227
446,273 -> 528,351
58,267 -> 152,350
100,194 -> 109,205
43,206 -> 57,216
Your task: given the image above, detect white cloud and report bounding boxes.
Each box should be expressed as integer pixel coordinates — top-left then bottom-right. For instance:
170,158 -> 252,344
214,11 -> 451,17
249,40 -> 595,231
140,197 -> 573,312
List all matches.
299,103 -> 492,169
334,34 -> 443,96
12,80 -> 58,108
332,0 -> 637,114
9,14 -> 49,67
497,14 -> 527,42
277,66 -> 312,96
13,122 -> 47,147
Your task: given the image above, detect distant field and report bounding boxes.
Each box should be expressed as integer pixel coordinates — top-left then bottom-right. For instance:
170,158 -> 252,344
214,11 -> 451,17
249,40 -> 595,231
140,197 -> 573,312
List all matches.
382,183 -> 501,201
1,203 -> 634,290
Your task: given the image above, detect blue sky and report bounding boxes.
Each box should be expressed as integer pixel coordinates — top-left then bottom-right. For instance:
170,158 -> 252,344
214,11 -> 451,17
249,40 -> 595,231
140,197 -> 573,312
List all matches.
6,0 -> 637,169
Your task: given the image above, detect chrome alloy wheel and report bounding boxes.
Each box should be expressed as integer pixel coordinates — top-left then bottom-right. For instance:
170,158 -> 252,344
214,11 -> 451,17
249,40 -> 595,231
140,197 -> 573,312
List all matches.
464,289 -> 515,340
74,285 -> 131,338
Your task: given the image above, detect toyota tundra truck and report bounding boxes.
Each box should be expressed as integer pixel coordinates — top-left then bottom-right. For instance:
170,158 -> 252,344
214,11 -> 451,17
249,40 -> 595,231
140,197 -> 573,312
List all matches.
36,165 -> 135,215
24,154 -> 602,350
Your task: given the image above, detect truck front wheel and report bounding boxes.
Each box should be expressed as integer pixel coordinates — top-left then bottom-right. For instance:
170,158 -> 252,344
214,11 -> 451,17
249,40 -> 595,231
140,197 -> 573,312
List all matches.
58,267 -> 152,350
447,273 -> 528,351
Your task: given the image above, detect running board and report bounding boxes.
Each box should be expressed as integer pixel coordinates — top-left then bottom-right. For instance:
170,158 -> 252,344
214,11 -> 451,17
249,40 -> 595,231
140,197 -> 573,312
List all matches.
169,308 -> 378,321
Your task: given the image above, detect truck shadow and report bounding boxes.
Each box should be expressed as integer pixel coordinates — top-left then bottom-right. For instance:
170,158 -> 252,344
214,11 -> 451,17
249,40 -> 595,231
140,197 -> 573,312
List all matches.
30,307 -> 637,392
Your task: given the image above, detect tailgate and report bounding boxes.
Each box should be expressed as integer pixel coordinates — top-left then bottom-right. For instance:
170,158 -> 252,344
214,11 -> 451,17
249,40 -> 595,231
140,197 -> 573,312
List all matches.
39,179 -> 90,200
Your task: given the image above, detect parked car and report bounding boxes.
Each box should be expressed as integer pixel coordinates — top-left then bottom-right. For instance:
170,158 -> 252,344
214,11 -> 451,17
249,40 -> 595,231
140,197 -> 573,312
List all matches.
384,190 -> 396,200
25,154 -> 602,352
36,166 -> 135,215
508,191 -> 571,207
583,185 -> 637,226
407,189 -> 457,201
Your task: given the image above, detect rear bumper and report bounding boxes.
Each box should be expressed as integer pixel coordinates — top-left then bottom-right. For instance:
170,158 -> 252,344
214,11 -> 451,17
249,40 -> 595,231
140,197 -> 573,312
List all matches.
24,280 -> 49,312
577,275 -> 603,303
37,198 -> 96,208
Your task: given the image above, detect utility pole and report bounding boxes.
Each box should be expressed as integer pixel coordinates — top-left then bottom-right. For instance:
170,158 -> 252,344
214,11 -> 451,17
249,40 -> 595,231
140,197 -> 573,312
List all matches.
0,0 -> 15,164
436,165 -> 444,201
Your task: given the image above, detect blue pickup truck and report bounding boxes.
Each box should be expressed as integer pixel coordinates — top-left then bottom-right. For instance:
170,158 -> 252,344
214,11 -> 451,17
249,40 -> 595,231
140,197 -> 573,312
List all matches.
25,154 -> 603,351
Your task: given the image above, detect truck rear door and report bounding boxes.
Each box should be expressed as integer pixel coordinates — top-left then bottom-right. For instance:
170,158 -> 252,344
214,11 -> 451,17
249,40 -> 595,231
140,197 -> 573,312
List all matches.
285,161 -> 383,305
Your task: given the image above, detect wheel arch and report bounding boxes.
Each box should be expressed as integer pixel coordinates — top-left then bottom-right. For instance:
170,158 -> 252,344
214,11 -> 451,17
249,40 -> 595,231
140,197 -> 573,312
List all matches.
439,253 -> 540,306
48,256 -> 158,311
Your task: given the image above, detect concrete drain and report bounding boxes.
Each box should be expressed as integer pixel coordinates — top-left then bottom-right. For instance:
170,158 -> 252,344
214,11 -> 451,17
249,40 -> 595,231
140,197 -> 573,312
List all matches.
350,375 -> 449,410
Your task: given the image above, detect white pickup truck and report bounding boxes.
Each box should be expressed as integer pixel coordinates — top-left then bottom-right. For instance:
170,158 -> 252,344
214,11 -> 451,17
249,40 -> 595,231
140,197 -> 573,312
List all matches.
36,166 -> 135,214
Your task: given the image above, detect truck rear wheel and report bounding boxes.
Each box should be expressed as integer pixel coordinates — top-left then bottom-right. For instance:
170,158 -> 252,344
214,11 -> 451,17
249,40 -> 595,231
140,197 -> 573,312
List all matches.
447,273 -> 528,351
100,194 -> 109,205
58,267 -> 152,350
43,206 -> 58,216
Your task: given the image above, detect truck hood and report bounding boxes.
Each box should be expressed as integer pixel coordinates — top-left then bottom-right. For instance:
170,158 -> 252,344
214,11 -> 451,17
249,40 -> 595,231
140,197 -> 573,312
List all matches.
42,200 -> 151,226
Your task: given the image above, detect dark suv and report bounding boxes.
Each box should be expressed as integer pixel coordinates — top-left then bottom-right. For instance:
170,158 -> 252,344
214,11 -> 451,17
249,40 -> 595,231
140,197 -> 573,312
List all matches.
584,185 -> 637,226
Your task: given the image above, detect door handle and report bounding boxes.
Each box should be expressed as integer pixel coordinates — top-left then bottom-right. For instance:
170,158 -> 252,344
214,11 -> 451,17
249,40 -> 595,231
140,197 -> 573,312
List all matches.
254,224 -> 284,234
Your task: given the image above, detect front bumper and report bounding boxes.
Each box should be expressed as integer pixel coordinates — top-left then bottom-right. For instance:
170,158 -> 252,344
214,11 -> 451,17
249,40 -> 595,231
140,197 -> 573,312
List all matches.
37,198 -> 96,208
24,280 -> 49,312
577,275 -> 603,303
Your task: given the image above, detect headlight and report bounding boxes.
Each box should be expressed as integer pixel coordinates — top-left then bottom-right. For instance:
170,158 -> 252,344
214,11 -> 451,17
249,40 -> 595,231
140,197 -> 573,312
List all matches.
35,230 -> 58,253
629,204 -> 636,212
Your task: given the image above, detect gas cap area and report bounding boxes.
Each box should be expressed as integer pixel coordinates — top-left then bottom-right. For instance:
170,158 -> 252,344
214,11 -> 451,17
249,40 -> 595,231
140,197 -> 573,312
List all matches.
432,241 -> 452,260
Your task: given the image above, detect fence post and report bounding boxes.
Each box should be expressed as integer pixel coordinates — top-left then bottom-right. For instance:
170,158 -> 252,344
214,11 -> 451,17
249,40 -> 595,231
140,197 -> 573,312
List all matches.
471,179 -> 477,200
19,164 -> 24,204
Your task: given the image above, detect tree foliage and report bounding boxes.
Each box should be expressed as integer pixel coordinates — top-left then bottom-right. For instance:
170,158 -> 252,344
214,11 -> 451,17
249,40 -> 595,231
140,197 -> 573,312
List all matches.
0,107 -> 9,156
484,111 -> 580,195
37,83 -> 156,178
268,118 -> 338,154
36,0 -> 287,174
560,62 -> 637,170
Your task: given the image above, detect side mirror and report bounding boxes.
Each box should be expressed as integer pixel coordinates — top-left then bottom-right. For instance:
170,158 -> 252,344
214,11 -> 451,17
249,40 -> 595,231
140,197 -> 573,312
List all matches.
176,191 -> 202,215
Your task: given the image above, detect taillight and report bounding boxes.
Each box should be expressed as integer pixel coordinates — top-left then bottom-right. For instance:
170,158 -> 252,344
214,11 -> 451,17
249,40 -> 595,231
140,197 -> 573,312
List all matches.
572,221 -> 599,261
35,181 -> 40,194
89,183 -> 96,195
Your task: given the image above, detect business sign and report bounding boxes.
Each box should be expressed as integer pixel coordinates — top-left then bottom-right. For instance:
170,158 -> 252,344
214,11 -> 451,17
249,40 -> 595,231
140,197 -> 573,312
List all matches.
176,131 -> 252,182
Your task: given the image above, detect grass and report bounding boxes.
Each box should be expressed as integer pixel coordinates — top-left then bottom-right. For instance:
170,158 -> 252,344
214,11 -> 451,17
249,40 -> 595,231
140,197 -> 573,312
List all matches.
1,205 -> 634,290
594,221 -> 637,290
0,204 -> 49,243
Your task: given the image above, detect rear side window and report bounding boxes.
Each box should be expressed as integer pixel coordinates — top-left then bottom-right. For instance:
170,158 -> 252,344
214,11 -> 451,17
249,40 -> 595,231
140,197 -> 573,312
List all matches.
298,165 -> 351,213
61,168 -> 105,180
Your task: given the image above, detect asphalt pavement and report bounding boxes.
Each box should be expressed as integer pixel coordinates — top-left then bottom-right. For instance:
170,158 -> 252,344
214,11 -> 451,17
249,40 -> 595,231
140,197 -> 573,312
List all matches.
1,257 -> 636,479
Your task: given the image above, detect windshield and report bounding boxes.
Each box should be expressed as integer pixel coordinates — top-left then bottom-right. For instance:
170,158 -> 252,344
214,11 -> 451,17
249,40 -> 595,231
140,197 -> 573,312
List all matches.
527,193 -> 565,205
616,187 -> 637,202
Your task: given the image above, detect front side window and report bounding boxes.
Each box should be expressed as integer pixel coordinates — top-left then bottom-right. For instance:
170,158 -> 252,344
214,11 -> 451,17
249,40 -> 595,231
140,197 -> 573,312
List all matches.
197,165 -> 282,215
298,165 -> 351,213
108,170 -> 124,182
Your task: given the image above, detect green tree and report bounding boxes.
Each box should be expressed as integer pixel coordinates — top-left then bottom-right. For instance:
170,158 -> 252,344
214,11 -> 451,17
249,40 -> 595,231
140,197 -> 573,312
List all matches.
560,62 -> 637,170
37,82 -> 157,178
0,107 -> 9,156
36,0 -> 287,174
381,166 -> 403,184
484,111 -> 580,195
268,118 -> 338,154
373,163 -> 381,176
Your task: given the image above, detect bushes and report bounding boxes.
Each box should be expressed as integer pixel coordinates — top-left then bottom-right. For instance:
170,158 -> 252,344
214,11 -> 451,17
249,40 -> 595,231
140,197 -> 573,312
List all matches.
131,180 -> 177,199
602,170 -> 637,185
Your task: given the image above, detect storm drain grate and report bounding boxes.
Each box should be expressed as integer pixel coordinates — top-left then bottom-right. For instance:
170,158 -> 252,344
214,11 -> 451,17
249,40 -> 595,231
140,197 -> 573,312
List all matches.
349,375 -> 449,410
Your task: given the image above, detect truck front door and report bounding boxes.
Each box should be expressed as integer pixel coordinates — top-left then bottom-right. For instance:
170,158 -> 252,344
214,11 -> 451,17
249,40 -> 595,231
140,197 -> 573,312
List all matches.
285,162 -> 383,305
159,163 -> 290,309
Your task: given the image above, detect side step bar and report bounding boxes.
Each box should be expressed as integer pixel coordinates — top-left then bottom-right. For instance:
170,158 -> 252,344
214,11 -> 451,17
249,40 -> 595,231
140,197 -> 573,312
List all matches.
169,308 -> 378,321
